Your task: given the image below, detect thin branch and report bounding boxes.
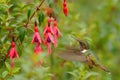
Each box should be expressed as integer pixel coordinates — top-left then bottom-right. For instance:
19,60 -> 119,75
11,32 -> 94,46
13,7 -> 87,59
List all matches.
24,0 -> 45,28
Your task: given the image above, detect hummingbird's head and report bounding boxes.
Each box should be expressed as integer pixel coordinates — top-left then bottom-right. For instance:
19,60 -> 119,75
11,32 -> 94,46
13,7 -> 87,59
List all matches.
72,37 -> 89,53
78,40 -> 89,53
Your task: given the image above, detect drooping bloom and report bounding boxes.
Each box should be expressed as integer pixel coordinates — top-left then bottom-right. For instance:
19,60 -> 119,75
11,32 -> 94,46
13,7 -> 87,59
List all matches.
63,0 -> 68,16
5,37 -> 19,68
32,21 -> 42,54
53,19 -> 61,48
43,22 -> 54,36
43,22 -> 54,54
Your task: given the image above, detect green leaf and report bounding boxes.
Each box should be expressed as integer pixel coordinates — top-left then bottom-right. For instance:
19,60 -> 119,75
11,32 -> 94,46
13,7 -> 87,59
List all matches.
0,4 -> 9,10
8,4 -> 13,8
46,0 -> 54,5
5,62 -> 10,71
67,72 -> 78,78
38,12 -> 44,26
12,67 -> 20,74
27,9 -> 31,21
2,71 -> 8,78
18,27 -> 26,43
83,72 -> 99,80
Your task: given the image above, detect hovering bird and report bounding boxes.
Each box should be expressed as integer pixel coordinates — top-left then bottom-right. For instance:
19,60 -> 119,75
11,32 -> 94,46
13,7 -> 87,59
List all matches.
57,37 -> 110,73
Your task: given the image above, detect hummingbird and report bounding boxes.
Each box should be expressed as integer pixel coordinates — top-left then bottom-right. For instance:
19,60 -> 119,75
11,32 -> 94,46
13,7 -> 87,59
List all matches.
57,37 -> 110,73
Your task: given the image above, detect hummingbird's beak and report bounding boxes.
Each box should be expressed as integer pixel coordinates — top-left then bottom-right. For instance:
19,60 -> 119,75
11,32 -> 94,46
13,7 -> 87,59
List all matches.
72,36 -> 80,42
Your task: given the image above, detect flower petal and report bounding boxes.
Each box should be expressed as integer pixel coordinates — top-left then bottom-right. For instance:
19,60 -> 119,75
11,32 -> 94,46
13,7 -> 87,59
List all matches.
14,49 -> 19,58
54,35 -> 58,48
63,7 -> 68,16
36,32 -> 42,43
48,33 -> 54,43
9,48 -> 15,59
32,32 -> 42,44
47,43 -> 51,55
32,33 -> 36,43
10,58 -> 14,68
34,43 -> 42,54
43,25 -> 48,36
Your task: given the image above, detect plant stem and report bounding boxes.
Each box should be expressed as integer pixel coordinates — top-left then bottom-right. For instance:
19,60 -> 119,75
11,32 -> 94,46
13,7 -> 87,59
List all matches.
24,0 -> 45,28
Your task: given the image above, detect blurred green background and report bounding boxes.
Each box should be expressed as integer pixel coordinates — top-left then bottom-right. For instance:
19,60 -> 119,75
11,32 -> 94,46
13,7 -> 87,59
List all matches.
0,0 -> 120,80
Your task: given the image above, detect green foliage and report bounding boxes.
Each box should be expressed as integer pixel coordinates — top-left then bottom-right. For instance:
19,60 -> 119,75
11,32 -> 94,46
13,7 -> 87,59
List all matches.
38,12 -> 44,26
27,9 -> 31,21
0,0 -> 120,80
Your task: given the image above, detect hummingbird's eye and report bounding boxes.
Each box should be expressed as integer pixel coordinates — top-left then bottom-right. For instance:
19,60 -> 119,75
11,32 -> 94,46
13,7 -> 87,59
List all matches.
79,40 -> 89,50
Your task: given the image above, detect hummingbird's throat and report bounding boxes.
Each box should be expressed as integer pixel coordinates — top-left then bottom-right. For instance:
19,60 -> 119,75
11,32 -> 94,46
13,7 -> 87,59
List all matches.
81,49 -> 87,53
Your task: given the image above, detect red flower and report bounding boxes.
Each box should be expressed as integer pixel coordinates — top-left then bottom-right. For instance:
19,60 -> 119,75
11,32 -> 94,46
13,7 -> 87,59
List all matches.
43,22 -> 54,54
43,22 -> 54,36
5,37 -> 19,68
9,42 -> 19,59
32,22 -> 42,54
63,0 -> 67,7
32,25 -> 42,44
53,19 -> 61,48
63,0 -> 68,16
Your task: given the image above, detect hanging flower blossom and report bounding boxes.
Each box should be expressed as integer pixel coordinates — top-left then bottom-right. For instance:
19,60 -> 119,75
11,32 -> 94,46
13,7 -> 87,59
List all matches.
43,22 -> 54,37
44,16 -> 54,36
32,21 -> 42,54
63,0 -> 68,16
43,22 -> 54,54
53,19 -> 61,48
6,36 -> 19,68
45,32 -> 55,54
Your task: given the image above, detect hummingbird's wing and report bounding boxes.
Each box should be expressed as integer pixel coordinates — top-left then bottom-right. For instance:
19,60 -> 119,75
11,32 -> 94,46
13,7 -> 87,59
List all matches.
57,48 -> 87,62
57,47 -> 110,73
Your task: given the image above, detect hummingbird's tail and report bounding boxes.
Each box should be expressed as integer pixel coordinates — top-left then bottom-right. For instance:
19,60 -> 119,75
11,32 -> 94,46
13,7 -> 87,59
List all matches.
94,63 -> 110,73
87,56 -> 110,73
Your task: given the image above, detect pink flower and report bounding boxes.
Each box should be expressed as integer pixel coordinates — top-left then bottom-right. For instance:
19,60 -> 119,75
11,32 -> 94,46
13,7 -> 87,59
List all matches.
32,24 -> 42,44
53,19 -> 61,48
44,32 -> 55,54
5,37 -> 19,68
9,42 -> 19,59
43,22 -> 54,54
44,36 -> 53,54
32,21 -> 42,54
43,22 -> 54,36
